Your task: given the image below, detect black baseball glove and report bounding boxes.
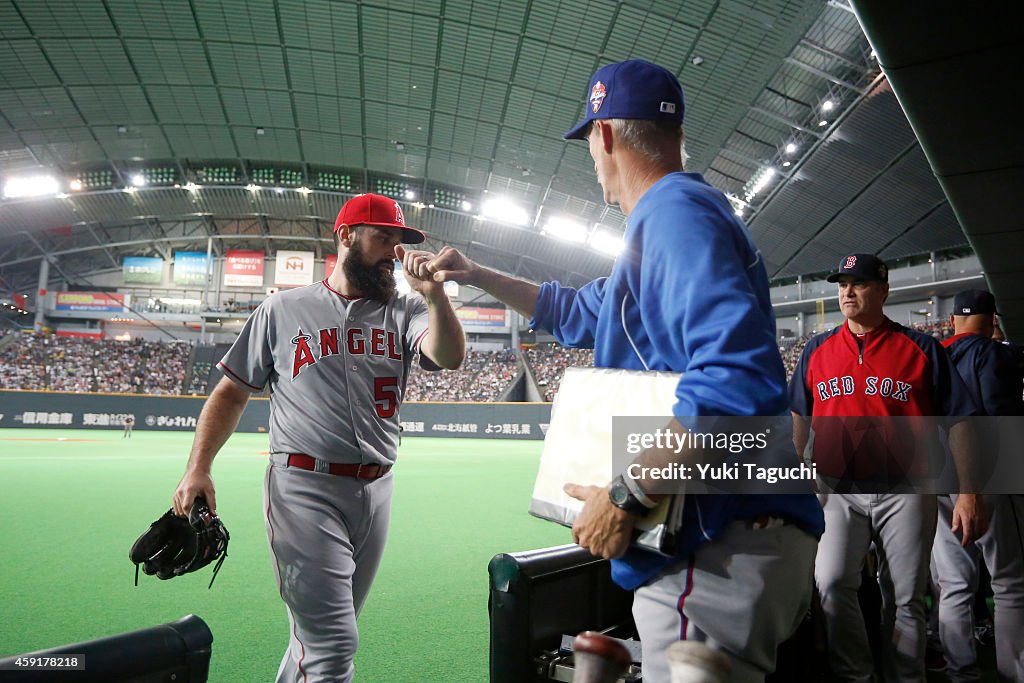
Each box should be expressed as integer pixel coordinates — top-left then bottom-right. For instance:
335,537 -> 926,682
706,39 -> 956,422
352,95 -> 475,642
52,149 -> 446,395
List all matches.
129,496 -> 229,589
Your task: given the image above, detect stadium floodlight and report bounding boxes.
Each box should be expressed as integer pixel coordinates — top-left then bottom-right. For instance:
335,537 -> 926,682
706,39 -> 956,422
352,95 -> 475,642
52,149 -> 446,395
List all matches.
404,189 -> 416,200
297,186 -> 313,195
69,179 -> 83,191
543,215 -> 588,243
744,167 -> 776,201
246,184 -> 260,192
724,192 -> 748,217
821,99 -> 835,112
589,229 -> 624,256
3,175 -> 60,199
460,200 -> 472,212
184,182 -> 200,192
131,174 -> 146,187
785,143 -> 797,155
481,197 -> 530,226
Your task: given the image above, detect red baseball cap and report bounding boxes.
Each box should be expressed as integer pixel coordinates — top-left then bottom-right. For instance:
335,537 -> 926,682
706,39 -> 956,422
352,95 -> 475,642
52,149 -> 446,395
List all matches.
333,193 -> 425,244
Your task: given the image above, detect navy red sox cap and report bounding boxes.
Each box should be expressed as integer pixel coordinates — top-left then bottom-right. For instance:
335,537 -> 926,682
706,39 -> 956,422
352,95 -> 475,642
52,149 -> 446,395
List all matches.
953,289 -> 998,316
826,253 -> 888,283
563,59 -> 685,140
334,193 -> 425,244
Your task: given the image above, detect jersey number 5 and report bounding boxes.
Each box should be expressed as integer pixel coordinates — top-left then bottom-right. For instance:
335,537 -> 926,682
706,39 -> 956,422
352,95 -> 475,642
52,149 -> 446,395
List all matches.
374,377 -> 399,419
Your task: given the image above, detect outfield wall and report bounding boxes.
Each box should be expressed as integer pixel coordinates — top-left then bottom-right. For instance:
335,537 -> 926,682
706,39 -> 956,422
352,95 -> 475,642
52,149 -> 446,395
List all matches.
0,390 -> 551,440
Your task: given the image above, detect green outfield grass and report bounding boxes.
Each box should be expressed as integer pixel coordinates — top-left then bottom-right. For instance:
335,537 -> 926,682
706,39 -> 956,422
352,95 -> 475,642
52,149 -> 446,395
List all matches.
0,429 -> 567,682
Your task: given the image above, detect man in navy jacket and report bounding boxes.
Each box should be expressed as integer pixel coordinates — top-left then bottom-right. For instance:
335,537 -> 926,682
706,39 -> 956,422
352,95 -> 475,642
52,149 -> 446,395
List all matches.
932,289 -> 1024,681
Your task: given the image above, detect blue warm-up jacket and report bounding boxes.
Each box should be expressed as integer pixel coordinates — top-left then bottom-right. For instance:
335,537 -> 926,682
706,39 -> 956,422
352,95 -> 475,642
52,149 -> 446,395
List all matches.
531,172 -> 825,590
942,333 -> 1024,417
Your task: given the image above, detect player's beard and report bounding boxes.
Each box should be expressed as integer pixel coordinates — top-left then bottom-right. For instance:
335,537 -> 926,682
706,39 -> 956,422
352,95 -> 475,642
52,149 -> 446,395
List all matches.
343,238 -> 396,303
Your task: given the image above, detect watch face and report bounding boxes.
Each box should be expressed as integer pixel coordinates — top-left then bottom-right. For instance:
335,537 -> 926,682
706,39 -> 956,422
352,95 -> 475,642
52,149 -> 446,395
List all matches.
609,479 -> 630,506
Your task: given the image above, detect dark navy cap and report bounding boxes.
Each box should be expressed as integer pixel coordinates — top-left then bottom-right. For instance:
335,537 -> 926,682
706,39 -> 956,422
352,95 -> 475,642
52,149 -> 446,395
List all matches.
826,253 -> 888,283
563,59 -> 685,140
953,289 -> 998,316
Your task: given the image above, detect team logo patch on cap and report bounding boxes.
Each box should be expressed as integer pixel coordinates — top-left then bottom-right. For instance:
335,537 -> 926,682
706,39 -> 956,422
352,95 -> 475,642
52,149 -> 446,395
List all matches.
660,102 -> 676,113
393,201 -> 405,226
589,81 -> 607,113
844,255 -> 857,269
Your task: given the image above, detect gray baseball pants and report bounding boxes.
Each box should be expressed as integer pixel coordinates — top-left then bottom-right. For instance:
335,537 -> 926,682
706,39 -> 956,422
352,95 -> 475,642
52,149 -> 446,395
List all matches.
932,493 -> 1024,682
815,493 -> 936,683
632,519 -> 817,683
263,459 -> 393,683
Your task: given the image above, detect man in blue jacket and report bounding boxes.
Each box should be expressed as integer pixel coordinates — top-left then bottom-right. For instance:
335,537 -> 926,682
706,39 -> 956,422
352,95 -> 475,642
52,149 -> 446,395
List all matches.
933,289 -> 1024,681
428,59 -> 824,682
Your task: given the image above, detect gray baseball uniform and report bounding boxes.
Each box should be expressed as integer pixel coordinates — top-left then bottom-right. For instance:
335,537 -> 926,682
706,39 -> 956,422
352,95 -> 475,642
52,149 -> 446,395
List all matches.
218,278 -> 432,682
931,332 -> 1024,681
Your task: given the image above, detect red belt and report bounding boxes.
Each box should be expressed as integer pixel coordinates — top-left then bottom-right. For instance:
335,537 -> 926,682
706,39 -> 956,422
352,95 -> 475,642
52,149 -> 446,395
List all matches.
286,454 -> 392,479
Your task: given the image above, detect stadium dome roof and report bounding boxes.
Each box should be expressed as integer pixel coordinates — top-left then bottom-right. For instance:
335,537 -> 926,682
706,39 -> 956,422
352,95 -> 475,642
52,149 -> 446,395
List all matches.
0,0 -> 1018,331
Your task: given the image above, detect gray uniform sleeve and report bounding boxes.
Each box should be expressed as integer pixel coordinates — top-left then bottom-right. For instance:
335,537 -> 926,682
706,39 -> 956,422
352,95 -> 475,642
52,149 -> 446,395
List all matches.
404,294 -> 440,371
218,303 -> 275,391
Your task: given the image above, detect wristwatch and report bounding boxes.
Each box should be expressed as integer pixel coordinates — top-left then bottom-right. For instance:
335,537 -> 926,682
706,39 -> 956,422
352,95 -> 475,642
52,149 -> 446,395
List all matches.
608,475 -> 650,516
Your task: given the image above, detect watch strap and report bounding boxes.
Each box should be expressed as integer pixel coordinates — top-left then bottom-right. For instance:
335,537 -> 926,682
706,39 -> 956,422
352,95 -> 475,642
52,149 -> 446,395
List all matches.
621,472 -> 658,509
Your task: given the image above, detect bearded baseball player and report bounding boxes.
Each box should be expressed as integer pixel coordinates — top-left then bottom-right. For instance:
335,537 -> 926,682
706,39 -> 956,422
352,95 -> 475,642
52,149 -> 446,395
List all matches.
789,254 -> 987,682
172,193 -> 465,682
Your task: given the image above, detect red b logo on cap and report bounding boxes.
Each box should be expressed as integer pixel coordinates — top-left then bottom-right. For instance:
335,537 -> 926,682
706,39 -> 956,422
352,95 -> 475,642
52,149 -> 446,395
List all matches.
844,255 -> 857,269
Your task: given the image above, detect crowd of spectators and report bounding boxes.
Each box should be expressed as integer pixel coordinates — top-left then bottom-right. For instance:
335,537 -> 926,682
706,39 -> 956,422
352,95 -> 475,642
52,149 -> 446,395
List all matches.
779,320 -> 955,380
405,349 -> 519,402
188,361 -> 213,395
524,344 -> 595,401
0,333 -> 190,394
779,335 -> 814,381
0,319 -> 965,400
911,319 -> 953,341
0,333 -> 48,390
140,341 -> 190,395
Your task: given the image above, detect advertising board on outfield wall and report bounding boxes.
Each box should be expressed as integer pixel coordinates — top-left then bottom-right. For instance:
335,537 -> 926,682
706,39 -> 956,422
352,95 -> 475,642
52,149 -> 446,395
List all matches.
0,391 -> 551,441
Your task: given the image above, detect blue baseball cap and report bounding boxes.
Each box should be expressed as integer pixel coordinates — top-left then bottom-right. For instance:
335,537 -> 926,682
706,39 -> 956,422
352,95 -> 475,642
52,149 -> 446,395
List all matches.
563,59 -> 685,140
953,289 -> 998,316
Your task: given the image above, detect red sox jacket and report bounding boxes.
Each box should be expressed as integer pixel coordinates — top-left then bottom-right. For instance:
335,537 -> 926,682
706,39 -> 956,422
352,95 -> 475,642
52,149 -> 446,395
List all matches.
788,318 -> 975,482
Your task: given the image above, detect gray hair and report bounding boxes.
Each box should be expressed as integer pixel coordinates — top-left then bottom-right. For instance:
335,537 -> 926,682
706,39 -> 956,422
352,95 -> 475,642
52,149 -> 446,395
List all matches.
608,119 -> 689,169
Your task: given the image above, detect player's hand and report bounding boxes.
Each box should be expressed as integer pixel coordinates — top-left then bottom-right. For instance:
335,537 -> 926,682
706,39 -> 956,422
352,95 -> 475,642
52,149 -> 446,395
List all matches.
564,483 -> 636,560
426,246 -> 479,285
395,245 -> 444,298
951,493 -> 989,546
173,469 -> 217,518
